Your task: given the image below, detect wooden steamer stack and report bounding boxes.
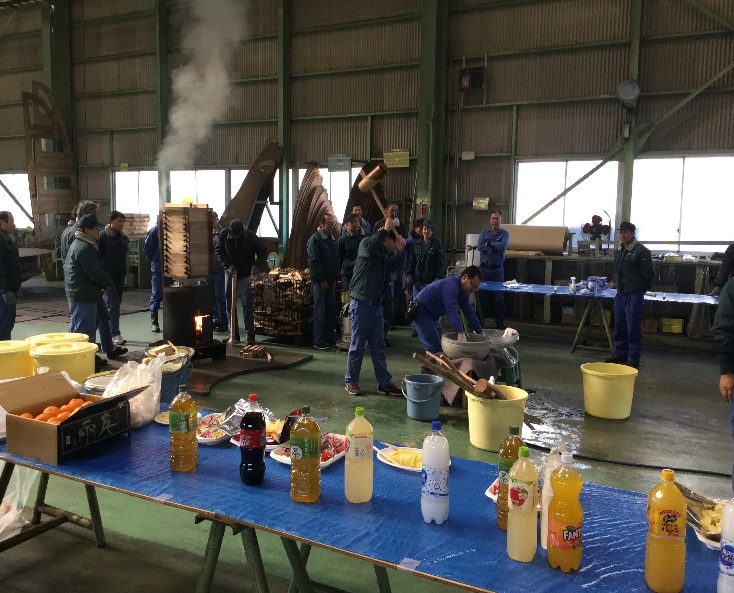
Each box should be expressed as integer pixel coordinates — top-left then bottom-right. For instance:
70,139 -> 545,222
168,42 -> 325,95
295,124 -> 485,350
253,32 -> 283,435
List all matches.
161,204 -> 212,278
252,268 -> 313,344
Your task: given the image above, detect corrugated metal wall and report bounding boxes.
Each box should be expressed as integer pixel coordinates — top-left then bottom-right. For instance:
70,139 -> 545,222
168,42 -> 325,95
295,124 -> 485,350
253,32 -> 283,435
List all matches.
1,0 -> 734,244
0,3 -> 42,171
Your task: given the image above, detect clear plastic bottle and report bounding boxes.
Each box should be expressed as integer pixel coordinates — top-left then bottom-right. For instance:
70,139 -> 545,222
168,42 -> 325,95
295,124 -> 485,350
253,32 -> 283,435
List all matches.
345,406 -> 373,503
645,469 -> 686,593
547,452 -> 583,572
421,421 -> 450,524
497,425 -> 525,531
169,385 -> 198,472
239,393 -> 266,486
540,447 -> 563,548
289,406 -> 321,503
719,499 -> 734,593
507,446 -> 538,562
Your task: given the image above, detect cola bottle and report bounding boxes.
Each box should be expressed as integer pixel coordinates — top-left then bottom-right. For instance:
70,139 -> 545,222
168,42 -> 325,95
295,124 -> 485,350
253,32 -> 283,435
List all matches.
239,393 -> 266,485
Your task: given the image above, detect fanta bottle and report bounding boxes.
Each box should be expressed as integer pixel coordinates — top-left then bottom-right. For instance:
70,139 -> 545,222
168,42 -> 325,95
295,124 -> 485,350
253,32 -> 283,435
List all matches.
547,452 -> 583,572
645,469 -> 686,593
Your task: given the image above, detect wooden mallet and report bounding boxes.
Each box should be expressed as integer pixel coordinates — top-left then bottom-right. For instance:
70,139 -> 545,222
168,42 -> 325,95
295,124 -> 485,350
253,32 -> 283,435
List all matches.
357,164 -> 402,239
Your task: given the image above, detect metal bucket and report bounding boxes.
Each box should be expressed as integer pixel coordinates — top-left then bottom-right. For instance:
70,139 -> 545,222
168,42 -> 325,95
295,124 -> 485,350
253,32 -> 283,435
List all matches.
401,374 -> 443,421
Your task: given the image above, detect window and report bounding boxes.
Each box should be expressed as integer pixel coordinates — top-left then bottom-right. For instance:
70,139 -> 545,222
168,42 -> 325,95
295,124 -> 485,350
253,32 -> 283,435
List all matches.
0,173 -> 33,228
230,169 -> 281,237
515,160 -> 618,246
170,169 -> 226,216
114,171 -> 160,229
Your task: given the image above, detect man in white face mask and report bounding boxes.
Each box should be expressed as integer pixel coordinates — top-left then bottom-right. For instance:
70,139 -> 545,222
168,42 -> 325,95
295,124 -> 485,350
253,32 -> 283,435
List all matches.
374,204 -> 407,345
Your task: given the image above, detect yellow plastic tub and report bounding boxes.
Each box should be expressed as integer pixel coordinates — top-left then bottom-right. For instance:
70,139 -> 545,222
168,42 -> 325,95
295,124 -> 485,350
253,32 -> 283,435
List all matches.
29,342 -> 99,383
466,385 -> 528,452
580,362 -> 638,420
0,340 -> 34,380
25,332 -> 89,347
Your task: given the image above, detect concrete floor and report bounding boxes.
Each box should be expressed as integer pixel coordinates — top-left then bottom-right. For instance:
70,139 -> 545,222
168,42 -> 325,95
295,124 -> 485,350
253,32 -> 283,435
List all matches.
1,282 -> 731,592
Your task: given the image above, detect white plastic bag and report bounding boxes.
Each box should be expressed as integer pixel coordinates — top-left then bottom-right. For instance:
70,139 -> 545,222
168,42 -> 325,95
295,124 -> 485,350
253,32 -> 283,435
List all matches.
102,356 -> 165,428
0,463 -> 38,542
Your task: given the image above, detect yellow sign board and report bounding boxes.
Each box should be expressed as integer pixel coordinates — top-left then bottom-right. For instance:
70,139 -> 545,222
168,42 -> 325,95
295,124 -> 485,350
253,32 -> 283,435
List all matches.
383,150 -> 410,168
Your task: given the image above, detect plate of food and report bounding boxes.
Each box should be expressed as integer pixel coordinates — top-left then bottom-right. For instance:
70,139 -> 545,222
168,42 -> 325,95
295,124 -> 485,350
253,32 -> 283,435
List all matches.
196,413 -> 230,445
229,419 -> 286,450
376,445 -> 452,473
270,433 -> 347,469
676,480 -> 725,549
154,410 -> 202,425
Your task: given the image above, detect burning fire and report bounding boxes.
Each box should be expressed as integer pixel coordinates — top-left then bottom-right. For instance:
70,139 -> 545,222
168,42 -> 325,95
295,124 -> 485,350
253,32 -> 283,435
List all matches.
194,312 -> 210,342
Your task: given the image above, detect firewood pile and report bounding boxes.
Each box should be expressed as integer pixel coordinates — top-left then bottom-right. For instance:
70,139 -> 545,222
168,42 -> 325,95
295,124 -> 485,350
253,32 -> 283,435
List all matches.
252,268 -> 312,338
161,204 -> 213,278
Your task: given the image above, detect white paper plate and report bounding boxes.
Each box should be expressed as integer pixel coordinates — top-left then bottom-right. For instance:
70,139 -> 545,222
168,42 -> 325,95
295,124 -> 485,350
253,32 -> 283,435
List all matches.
376,447 -> 453,472
196,413 -> 230,445
694,528 -> 720,550
270,434 -> 346,469
154,410 -> 202,425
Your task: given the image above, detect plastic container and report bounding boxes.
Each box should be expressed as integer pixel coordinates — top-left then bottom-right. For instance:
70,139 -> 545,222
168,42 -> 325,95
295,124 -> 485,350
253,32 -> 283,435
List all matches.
169,385 -> 198,472
719,499 -> 734,593
507,446 -> 538,562
580,362 -> 638,419
402,374 -> 443,421
290,406 -> 321,503
345,406 -> 373,503
25,333 -> 88,347
160,362 -> 193,404
421,421 -> 450,525
29,342 -> 99,383
0,340 -> 34,380
645,469 -> 686,593
239,394 -> 266,486
497,425 -> 525,531
466,386 -> 528,452
547,452 -> 583,572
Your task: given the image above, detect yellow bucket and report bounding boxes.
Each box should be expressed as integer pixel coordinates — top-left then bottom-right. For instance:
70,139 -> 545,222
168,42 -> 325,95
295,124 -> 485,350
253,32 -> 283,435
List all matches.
25,332 -> 89,347
0,340 -> 34,380
29,342 -> 99,383
580,362 -> 638,420
466,386 -> 528,452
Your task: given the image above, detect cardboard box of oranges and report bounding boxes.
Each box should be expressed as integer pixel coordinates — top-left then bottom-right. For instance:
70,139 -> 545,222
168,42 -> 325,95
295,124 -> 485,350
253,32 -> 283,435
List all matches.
0,372 -> 130,465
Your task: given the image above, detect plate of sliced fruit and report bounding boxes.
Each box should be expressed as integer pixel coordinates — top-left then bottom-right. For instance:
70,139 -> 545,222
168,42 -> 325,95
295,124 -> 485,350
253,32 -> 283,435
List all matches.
376,445 -> 451,472
270,433 -> 347,469
196,413 -> 230,445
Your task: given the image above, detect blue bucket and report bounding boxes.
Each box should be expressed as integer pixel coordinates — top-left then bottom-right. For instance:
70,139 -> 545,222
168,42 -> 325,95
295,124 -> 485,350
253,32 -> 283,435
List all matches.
160,362 -> 193,404
402,374 -> 443,421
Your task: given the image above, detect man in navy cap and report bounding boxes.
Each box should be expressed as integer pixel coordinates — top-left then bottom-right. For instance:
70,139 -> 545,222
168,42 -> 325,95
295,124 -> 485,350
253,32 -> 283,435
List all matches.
478,210 -> 510,330
64,214 -> 127,369
215,218 -> 267,344
606,221 -> 654,369
307,213 -> 340,350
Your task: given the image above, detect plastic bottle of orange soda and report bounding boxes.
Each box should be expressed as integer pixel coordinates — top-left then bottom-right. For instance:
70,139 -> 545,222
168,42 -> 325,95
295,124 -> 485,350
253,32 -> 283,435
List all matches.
290,406 -> 321,503
547,452 -> 583,572
645,469 -> 686,593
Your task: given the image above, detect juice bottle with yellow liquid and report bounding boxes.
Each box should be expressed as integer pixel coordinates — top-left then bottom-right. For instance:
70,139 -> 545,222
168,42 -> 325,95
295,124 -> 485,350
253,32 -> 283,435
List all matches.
345,407 -> 373,503
290,406 -> 321,503
169,385 -> 198,472
507,446 -> 538,562
645,469 -> 686,593
497,425 -> 525,530
547,452 -> 583,572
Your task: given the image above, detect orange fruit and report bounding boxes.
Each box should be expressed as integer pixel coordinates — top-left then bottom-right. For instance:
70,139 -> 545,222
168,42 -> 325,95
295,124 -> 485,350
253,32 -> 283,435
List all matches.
35,412 -> 52,422
59,404 -> 71,413
68,398 -> 85,409
43,406 -> 60,416
81,401 -> 93,407
47,417 -> 61,425
56,412 -> 70,423
19,412 -> 33,419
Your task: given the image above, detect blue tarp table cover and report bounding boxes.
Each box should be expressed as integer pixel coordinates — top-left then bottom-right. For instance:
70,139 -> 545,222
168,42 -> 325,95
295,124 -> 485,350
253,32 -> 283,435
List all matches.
480,281 -> 719,305
0,422 -> 718,593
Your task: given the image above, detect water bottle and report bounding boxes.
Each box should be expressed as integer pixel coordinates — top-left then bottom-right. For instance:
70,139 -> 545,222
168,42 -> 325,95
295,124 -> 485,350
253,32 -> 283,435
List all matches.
169,385 -> 198,472
239,393 -> 266,486
719,499 -> 734,593
569,277 -> 577,292
421,421 -> 449,524
345,407 -> 373,503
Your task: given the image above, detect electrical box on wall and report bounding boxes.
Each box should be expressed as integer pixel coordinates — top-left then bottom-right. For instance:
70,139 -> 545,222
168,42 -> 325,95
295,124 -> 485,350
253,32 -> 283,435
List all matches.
460,67 -> 484,92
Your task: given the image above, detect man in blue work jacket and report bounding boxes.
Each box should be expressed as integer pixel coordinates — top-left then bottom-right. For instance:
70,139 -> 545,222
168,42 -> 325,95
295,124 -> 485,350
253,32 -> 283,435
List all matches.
478,210 -> 510,330
307,213 -> 340,350
413,266 -> 484,355
344,217 -> 405,396
144,224 -> 163,332
606,221 -> 654,369
407,219 -> 445,298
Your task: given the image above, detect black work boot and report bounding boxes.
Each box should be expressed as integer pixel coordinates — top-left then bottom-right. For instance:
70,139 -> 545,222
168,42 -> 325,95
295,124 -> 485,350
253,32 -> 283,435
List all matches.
151,311 -> 160,333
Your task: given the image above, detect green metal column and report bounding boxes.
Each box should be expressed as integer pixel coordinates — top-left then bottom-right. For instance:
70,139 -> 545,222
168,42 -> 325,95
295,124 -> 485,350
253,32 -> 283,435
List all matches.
42,0 -> 72,136
277,0 -> 292,256
620,0 -> 642,224
416,0 -> 449,236
155,0 -> 170,206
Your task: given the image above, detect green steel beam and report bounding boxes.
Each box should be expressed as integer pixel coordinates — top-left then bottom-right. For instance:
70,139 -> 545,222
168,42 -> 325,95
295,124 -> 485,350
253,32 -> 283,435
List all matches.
292,62 -> 419,78
450,38 -> 630,62
621,0 -> 642,223
229,76 -> 279,84
293,13 -> 420,35
292,109 -> 418,121
41,0 -> 72,140
71,50 -> 156,65
0,64 -> 42,75
76,88 -> 156,99
0,101 -> 23,108
684,0 -> 734,31
508,105 -> 518,221
69,10 -> 156,29
155,0 -> 170,205
277,0 -> 291,255
169,32 -> 277,52
416,0 -> 449,235
213,119 -> 278,126
75,126 -> 156,134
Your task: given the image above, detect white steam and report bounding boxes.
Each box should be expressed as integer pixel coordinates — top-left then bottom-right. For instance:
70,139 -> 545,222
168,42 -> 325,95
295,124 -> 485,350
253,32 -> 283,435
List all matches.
157,0 -> 245,173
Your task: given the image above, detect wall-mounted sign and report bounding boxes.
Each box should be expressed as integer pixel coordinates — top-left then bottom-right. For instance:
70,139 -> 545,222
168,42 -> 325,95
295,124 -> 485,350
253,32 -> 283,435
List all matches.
328,155 -> 351,171
383,150 -> 410,168
473,197 -> 489,210
461,151 -> 475,161
119,162 -> 129,171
